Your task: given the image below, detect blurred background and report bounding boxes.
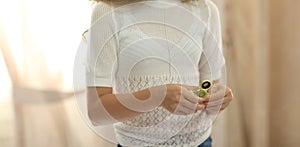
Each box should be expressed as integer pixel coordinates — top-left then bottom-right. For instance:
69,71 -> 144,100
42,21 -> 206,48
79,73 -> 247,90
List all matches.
0,0 -> 299,147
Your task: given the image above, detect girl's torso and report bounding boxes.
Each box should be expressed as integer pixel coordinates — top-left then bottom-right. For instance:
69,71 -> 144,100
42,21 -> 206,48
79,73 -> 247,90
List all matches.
107,1 -> 215,146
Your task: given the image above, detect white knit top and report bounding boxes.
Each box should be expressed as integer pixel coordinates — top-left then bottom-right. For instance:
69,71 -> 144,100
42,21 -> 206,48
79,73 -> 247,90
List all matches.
86,0 -> 225,146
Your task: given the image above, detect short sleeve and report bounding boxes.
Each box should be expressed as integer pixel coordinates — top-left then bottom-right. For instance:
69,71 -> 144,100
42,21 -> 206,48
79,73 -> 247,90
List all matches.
86,3 -> 119,87
198,0 -> 225,81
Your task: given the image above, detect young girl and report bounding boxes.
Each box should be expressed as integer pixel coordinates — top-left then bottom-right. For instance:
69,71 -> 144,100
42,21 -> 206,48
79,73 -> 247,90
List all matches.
85,0 -> 233,146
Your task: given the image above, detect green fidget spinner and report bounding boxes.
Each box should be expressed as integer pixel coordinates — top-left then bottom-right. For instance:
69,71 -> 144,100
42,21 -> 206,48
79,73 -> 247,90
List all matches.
191,80 -> 213,98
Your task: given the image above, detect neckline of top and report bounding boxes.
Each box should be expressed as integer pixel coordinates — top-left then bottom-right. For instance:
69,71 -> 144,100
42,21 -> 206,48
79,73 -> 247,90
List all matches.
143,0 -> 182,9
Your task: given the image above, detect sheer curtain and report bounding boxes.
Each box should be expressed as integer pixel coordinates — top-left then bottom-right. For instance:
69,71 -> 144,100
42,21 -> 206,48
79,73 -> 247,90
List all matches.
1,0 -> 300,147
0,0 -> 114,147
219,0 -> 300,146
221,0 -> 270,146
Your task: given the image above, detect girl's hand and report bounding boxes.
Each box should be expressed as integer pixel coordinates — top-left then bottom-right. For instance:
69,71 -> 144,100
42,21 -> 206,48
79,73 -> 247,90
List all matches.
161,84 -> 208,115
205,83 -> 234,114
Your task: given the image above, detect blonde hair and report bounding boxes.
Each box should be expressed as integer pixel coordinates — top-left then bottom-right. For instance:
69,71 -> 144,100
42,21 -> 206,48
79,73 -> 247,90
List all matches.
91,0 -> 192,2
90,0 -> 192,5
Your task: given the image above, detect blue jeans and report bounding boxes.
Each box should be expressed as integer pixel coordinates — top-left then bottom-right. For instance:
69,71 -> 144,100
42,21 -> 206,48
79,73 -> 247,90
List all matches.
198,136 -> 212,147
117,136 -> 212,147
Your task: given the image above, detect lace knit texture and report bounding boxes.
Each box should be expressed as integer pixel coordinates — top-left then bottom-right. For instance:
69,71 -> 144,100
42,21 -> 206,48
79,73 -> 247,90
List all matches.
113,75 -> 214,147
87,0 -> 224,146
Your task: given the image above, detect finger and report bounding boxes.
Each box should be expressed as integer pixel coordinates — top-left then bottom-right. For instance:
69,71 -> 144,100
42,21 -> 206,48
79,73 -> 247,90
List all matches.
179,98 -> 206,113
221,90 -> 234,104
209,89 -> 226,101
224,87 -> 232,96
174,103 -> 194,115
209,95 -> 233,110
220,102 -> 230,111
182,88 -> 199,104
178,95 -> 198,112
206,104 -> 222,110
209,95 -> 232,106
206,94 -> 224,109
209,83 -> 226,94
198,97 -> 210,104
206,98 -> 224,107
196,104 -> 206,111
176,95 -> 206,114
223,95 -> 233,104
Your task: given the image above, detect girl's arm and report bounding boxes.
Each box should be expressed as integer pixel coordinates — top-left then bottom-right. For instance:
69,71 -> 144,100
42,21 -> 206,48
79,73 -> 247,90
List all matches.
87,86 -> 150,125
87,84 -> 208,126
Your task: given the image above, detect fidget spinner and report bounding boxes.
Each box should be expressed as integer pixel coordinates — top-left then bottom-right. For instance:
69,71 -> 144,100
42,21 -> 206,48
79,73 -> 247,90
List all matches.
191,80 -> 212,98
